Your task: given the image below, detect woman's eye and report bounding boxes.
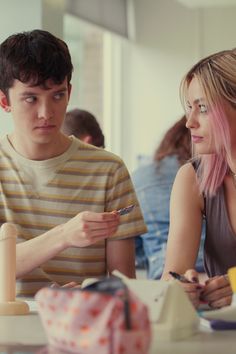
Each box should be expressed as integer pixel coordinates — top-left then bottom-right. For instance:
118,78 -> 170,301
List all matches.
185,105 -> 192,114
199,104 -> 207,113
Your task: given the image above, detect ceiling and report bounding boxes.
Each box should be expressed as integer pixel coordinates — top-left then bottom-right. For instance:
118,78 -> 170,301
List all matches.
175,0 -> 236,7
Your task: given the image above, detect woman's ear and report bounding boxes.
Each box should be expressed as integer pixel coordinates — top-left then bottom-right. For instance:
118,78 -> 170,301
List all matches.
0,91 -> 11,112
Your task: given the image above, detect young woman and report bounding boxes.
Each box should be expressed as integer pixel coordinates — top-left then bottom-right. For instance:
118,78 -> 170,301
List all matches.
162,49 -> 236,309
132,116 -> 205,280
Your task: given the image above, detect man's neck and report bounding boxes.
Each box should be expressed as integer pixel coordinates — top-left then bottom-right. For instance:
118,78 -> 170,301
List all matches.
7,134 -> 72,161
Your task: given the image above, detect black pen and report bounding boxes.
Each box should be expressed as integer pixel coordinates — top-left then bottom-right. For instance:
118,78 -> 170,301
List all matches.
169,271 -> 192,283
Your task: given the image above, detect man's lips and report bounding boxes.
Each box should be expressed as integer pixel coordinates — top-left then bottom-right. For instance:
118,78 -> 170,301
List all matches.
191,135 -> 204,143
35,124 -> 56,129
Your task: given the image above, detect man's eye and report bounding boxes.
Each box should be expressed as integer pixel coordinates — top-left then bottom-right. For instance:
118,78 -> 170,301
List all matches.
199,104 -> 207,113
25,96 -> 36,103
54,92 -> 65,100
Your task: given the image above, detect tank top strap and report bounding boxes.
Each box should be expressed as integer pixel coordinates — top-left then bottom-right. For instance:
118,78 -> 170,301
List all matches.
191,159 -> 206,217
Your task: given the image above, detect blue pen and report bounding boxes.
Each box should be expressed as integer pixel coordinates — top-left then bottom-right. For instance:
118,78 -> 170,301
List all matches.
210,319 -> 236,330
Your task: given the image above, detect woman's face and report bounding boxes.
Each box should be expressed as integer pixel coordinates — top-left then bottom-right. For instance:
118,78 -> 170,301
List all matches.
223,100 -> 236,157
185,77 -> 215,155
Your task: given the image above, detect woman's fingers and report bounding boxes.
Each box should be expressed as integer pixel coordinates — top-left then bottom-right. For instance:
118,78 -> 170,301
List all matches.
201,275 -> 232,308
202,275 -> 230,296
180,281 -> 203,309
209,295 -> 232,309
184,269 -> 199,283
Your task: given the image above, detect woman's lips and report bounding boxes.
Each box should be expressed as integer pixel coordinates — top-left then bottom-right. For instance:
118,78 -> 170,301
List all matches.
191,135 -> 204,143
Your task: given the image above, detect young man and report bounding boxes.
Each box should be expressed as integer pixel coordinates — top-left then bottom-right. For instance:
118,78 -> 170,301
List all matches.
0,29 -> 147,297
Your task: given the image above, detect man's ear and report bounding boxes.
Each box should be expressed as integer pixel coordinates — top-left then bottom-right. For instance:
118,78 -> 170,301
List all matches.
0,90 -> 10,112
82,135 -> 93,145
67,84 -> 72,101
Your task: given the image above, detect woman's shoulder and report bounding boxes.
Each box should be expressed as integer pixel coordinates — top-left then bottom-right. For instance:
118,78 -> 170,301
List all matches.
173,161 -> 204,211
176,161 -> 197,178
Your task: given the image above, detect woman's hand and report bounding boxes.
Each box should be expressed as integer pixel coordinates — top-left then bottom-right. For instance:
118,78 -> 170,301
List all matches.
200,275 -> 232,308
167,269 -> 204,309
180,269 -> 205,309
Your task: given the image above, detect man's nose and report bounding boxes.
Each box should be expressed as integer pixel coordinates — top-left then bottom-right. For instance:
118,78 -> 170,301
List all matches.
38,103 -> 53,120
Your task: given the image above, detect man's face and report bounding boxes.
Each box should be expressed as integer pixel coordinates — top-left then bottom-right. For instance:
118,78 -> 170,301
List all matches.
0,78 -> 71,147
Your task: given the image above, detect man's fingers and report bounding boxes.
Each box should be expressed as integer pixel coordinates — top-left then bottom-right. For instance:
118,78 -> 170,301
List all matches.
61,282 -> 77,288
80,220 -> 119,232
51,282 -> 78,289
80,211 -> 120,222
81,225 -> 118,239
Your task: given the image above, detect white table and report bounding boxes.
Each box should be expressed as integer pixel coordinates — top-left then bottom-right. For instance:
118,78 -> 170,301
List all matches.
0,311 -> 235,354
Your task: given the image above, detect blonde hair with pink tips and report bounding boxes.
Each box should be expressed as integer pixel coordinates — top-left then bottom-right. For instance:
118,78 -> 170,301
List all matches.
180,49 -> 236,196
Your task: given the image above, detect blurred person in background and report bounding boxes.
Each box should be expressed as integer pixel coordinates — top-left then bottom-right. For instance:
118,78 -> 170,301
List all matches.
62,108 -> 105,148
132,116 -> 205,279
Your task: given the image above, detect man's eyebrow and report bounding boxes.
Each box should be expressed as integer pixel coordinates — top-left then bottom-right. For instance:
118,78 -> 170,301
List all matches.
19,87 -> 68,96
53,87 -> 68,93
19,91 -> 38,97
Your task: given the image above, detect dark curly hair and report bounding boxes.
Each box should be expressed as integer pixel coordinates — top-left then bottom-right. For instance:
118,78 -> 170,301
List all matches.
0,29 -> 73,97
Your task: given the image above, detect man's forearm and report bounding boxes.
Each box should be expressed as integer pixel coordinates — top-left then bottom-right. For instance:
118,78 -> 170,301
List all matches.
16,211 -> 120,278
107,238 -> 136,278
16,224 -> 66,278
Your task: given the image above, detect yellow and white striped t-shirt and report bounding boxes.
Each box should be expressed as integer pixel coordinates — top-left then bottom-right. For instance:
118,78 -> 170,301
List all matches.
0,135 -> 147,296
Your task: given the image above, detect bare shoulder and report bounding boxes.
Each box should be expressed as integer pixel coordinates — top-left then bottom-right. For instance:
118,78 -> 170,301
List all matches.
172,162 -> 204,211
176,161 -> 197,179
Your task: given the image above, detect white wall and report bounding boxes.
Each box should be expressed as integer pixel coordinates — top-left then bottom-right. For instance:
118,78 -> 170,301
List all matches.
0,0 -> 64,137
0,0 -> 236,172
0,0 -> 42,136
201,6 -> 236,55
120,0 -> 236,171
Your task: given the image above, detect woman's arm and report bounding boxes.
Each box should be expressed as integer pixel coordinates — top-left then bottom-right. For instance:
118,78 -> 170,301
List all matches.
161,163 -> 204,307
162,163 -> 204,277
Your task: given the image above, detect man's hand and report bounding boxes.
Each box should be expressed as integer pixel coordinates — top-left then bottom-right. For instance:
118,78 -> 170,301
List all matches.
16,210 -> 120,278
62,211 -> 120,248
51,281 -> 81,289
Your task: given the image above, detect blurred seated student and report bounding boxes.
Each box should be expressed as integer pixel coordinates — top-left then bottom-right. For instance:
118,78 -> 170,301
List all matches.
62,108 -> 105,148
162,49 -> 236,309
132,116 -> 205,279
